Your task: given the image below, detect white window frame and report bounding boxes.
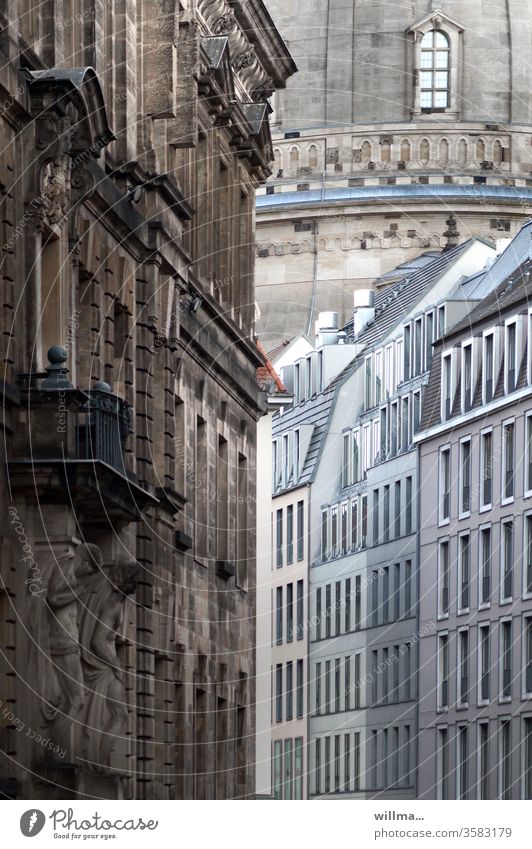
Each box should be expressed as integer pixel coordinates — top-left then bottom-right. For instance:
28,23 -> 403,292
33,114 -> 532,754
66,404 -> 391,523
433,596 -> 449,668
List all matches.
479,426 -> 493,513
482,329 -> 496,405
437,538 -> 450,620
500,518 -> 514,604
342,431 -> 351,488
528,308 -> 532,386
504,318 -> 518,396
523,614 -> 532,699
525,412 -> 532,498
438,445 -> 451,526
441,349 -> 454,422
458,435 -> 472,519
396,337 -> 404,385
385,344 -> 394,398
457,532 -> 470,615
501,417 -> 515,506
478,522 -> 491,610
477,622 -> 490,707
375,349 -> 383,406
352,427 -> 360,483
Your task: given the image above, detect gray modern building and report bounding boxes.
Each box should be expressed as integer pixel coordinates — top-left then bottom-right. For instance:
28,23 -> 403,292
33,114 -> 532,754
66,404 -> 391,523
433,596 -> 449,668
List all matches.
417,223 -> 532,800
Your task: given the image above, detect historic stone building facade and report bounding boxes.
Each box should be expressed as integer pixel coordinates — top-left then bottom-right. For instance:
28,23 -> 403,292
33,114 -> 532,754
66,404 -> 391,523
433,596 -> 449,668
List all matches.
256,0 -> 532,348
0,0 -> 294,799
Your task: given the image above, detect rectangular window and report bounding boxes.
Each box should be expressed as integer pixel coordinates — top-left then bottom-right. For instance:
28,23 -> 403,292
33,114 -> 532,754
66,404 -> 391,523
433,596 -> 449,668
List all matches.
391,402 -> 398,456
286,505 -> 294,564
501,620 -> 512,699
383,485 -> 390,542
439,541 -> 450,616
315,662 -> 321,714
404,325 -> 411,381
373,489 -> 379,545
440,448 -> 450,522
383,566 -> 390,624
393,563 -> 401,621
524,718 -> 532,799
524,617 -> 532,695
316,587 -> 322,640
375,350 -> 383,405
344,733 -> 351,792
273,740 -> 282,799
325,584 -> 331,638
352,429 -> 360,482
345,578 -> 351,632
439,634 -> 449,708
480,430 -> 493,508
380,406 -> 387,459
527,417 -> 532,494
334,658 -> 341,713
457,726 -> 468,800
404,725 -> 411,788
442,354 -> 452,420
459,629 -> 469,705
385,344 -> 394,398
286,583 -> 293,643
296,660 -> 304,719
500,720 -> 512,800
372,571 -> 379,627
275,664 -> 283,722
462,344 -> 473,412
526,516 -> 532,595
294,738 -> 303,800
506,322 -> 517,393
331,506 -> 338,556
382,728 -> 389,789
460,439 -> 471,515
394,481 -> 401,538
342,433 -> 350,487
344,656 -> 351,710
315,739 -> 321,795
480,527 -> 491,605
321,510 -> 328,561
405,476 -> 413,534
296,580 -> 304,640
479,723 -> 489,800
437,728 -> 449,800
502,521 -> 514,601
283,739 -> 293,800
502,421 -> 515,500
365,357 -> 372,409
371,730 -> 378,790
276,509 -> 283,568
405,560 -> 412,617
354,654 -> 361,709
402,396 -> 410,449
413,391 -> 421,435
351,499 -> 358,550
371,650 -> 379,704
296,500 -> 304,561
354,575 -> 361,630
335,581 -> 341,636
393,645 -> 400,702
276,586 -> 283,645
324,737 -> 331,794
286,662 -> 293,720
414,318 -> 423,376
334,735 -> 341,793
459,534 -> 470,611
361,495 -> 368,547
325,660 -> 331,713
341,502 -> 348,554
484,333 -> 494,403
396,338 -> 404,385
382,648 -> 389,703
425,312 -> 434,369
480,625 -> 490,702
404,642 -> 412,701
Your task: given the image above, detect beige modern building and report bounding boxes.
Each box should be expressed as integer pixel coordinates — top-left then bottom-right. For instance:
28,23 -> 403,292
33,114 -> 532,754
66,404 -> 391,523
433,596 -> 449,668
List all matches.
256,0 -> 532,348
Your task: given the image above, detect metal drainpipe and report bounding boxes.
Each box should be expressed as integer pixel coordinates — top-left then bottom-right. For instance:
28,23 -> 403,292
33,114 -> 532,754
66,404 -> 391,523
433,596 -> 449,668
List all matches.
306,217 -> 319,337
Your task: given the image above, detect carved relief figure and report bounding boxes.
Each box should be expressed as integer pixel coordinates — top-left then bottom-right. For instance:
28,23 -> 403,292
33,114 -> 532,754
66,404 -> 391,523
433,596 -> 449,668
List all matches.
40,155 -> 71,225
78,557 -> 138,773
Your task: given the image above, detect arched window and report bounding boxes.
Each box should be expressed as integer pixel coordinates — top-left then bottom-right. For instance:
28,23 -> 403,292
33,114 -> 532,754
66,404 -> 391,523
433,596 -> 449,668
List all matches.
420,138 -> 430,165
475,138 -> 486,163
493,140 -> 503,166
420,30 -> 450,110
439,139 -> 449,165
380,139 -> 391,163
290,146 -> 300,172
400,139 -> 411,163
457,139 -> 467,166
361,141 -> 372,163
308,144 -> 318,169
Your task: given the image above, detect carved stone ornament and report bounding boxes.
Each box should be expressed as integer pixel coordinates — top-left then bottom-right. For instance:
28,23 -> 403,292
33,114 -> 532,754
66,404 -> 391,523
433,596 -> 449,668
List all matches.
213,10 -> 235,35
232,47 -> 256,72
40,156 -> 71,226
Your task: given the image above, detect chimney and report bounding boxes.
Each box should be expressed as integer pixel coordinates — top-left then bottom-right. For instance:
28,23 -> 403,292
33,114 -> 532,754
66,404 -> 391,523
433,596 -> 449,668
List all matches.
315,311 -> 339,347
353,289 -> 375,336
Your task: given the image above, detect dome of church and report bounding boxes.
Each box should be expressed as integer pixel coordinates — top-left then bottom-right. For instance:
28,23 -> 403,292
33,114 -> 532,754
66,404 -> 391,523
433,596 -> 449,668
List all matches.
268,0 -> 532,129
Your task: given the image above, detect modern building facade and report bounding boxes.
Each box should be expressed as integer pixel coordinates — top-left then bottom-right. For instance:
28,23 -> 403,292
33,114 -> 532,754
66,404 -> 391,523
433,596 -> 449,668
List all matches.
0,0 -> 294,799
417,227 -> 532,799
256,0 -> 532,347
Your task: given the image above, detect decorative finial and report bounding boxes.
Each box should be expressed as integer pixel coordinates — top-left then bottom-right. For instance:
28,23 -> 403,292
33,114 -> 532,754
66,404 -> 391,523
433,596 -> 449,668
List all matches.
443,214 -> 460,252
41,346 -> 73,389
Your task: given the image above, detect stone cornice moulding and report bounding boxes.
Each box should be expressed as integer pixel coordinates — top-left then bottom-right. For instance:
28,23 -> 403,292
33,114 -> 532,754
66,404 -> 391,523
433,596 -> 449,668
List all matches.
407,8 -> 466,36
